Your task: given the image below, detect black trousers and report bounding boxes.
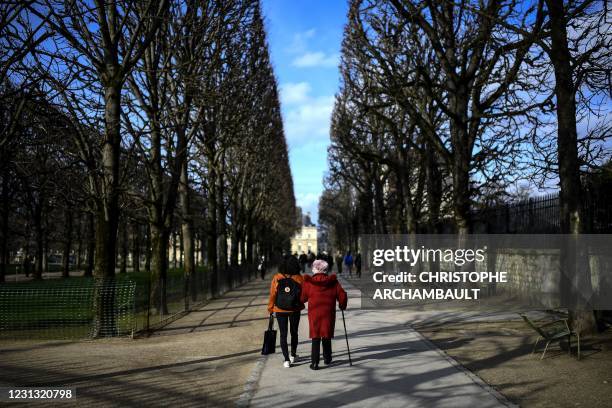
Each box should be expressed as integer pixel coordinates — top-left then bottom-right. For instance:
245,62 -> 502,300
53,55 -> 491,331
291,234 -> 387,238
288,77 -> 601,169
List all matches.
276,312 -> 300,361
311,338 -> 332,365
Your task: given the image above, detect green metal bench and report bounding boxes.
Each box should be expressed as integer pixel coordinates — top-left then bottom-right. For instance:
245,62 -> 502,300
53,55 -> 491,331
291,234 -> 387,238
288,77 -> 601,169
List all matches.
519,313 -> 580,360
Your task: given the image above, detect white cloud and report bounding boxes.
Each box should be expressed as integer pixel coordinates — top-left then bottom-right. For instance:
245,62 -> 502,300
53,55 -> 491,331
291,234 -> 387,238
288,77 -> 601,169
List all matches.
283,95 -> 335,143
296,192 -> 321,222
303,28 -> 316,38
280,81 -> 335,145
287,29 -> 317,54
280,82 -> 311,105
297,192 -> 320,210
292,51 -> 339,68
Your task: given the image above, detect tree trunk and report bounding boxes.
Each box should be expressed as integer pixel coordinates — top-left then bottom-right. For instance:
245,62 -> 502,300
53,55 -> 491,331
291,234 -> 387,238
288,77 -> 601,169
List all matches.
452,137 -> 471,237
76,213 -> 83,271
217,168 -> 228,288
120,222 -> 128,274
94,84 -> 122,278
33,201 -> 43,280
389,171 -> 405,234
95,209 -> 117,277
85,211 -> 95,277
91,83 -> 122,338
42,227 -> 48,274
207,170 -> 219,296
425,140 -> 442,233
230,222 -> 240,267
150,223 -> 169,315
145,223 -> 151,273
62,207 -> 73,278
239,230 -> 246,266
401,165 -> 418,234
547,0 -> 583,235
132,222 -> 141,273
446,81 -> 473,238
200,230 -> 207,266
179,231 -> 184,269
546,0 -> 596,333
373,171 -> 387,234
22,239 -> 30,278
246,223 -> 254,265
180,158 -> 195,301
195,234 -> 201,266
172,232 -> 178,270
0,160 -> 8,283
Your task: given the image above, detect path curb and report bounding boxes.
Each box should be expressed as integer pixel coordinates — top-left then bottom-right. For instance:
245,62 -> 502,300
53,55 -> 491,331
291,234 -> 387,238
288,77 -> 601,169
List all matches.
235,353 -> 267,407
411,326 -> 519,408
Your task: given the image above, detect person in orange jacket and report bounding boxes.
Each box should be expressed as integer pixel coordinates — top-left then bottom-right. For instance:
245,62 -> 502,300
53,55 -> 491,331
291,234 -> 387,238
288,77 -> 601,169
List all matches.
267,256 -> 305,367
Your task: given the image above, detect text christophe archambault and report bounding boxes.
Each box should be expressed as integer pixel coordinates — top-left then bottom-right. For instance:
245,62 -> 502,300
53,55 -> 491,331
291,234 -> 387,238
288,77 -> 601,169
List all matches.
370,246 -> 507,300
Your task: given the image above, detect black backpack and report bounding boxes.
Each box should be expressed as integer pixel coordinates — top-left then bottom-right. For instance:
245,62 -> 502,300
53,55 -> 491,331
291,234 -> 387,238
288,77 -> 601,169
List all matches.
275,275 -> 301,310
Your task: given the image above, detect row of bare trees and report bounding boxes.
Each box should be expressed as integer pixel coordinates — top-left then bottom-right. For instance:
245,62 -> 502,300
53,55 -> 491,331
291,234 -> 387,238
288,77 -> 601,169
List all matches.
321,0 -> 610,331
1,1 -> 297,314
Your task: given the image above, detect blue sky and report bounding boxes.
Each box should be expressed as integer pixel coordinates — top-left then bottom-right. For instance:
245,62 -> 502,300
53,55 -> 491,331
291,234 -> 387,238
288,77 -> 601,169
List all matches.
262,0 -> 348,224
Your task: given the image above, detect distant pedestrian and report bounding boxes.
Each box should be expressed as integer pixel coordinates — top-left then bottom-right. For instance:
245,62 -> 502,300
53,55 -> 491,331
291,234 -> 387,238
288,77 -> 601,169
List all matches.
335,252 -> 343,275
355,253 -> 362,278
300,259 -> 347,370
23,256 -> 31,278
325,251 -> 334,273
267,256 -> 305,367
307,250 -> 315,269
258,256 -> 267,280
344,251 -> 354,278
299,252 -> 307,273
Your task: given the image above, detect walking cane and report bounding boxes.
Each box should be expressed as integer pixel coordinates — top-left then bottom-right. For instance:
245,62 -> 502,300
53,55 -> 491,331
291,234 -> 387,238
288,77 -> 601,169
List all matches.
341,308 -> 353,366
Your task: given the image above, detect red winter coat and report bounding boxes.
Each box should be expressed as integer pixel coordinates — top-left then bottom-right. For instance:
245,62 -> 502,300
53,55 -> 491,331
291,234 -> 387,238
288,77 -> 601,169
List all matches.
300,274 -> 348,339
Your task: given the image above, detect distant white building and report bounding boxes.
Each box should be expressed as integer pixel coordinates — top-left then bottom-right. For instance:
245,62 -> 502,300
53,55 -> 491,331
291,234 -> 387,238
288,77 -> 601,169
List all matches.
290,212 -> 317,255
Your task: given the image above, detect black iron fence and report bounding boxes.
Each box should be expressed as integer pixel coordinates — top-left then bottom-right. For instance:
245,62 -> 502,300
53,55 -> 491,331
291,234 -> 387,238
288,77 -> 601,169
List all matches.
472,189 -> 612,234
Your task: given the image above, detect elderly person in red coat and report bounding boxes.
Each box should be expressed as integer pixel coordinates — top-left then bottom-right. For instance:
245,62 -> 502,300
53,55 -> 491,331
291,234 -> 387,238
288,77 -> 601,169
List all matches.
300,259 -> 348,370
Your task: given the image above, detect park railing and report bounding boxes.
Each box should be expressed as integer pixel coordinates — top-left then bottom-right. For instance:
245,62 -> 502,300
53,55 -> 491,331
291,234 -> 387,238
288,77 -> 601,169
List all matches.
470,189 -> 612,234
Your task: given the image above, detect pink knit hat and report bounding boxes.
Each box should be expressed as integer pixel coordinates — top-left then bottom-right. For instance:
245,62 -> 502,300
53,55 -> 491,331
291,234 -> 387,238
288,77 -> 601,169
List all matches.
312,259 -> 329,274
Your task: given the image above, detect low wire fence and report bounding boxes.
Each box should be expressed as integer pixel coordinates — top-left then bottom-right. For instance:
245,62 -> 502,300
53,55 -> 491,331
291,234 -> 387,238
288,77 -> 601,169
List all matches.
0,279 -> 135,339
0,264 -> 257,339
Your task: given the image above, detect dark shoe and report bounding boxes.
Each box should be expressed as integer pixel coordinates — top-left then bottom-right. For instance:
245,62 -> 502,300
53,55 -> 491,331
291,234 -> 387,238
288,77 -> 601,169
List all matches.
323,359 -> 332,366
309,363 -> 319,370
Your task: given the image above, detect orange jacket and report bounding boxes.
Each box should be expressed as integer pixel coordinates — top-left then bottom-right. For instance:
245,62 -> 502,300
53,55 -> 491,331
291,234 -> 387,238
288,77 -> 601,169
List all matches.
267,273 -> 305,313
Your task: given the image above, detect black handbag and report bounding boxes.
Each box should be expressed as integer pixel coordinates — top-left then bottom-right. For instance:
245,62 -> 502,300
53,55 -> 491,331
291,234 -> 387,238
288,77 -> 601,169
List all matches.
261,314 -> 277,355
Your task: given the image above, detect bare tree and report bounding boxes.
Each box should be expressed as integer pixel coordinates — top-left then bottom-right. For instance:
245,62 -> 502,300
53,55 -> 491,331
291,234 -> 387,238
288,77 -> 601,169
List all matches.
25,0 -> 169,278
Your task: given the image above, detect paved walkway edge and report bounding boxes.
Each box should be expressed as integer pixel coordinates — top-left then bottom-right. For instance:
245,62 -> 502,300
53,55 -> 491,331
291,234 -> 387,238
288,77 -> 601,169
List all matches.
236,350 -> 267,407
410,326 -> 518,408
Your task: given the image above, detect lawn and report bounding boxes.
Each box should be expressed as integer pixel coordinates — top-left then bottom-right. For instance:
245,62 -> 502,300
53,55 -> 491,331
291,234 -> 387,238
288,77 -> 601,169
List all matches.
0,266 -> 210,339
